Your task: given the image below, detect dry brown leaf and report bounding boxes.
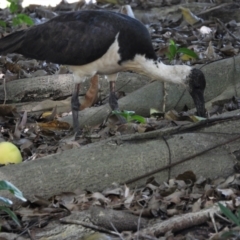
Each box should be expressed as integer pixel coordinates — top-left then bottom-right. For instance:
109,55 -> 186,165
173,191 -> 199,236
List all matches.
0,233 -> 31,240
17,59 -> 38,68
180,6 -> 202,25
4,70 -> 18,81
40,111 -> 54,120
20,69 -> 32,78
124,185 -> 130,198
176,171 -> 197,183
38,120 -> 70,130
220,43 -> 239,56
192,199 -> 201,212
4,62 -> 21,73
14,111 -> 28,140
40,106 -> 58,121
91,192 -> 110,203
218,174 -> 240,188
167,208 -> 179,216
0,105 -> 16,116
164,191 -> 186,204
148,195 -> 165,214
37,144 -> 48,150
124,193 -> 135,209
137,124 -> 148,133
217,188 -> 234,197
165,110 -> 180,121
19,139 -> 33,151
102,187 -> 123,197
116,123 -> 138,135
32,69 -> 48,77
80,74 -> 99,110
204,41 -> 218,60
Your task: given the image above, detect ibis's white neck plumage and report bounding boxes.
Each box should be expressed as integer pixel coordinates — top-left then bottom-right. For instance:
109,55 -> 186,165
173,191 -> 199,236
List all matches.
69,33 -> 192,86
122,55 -> 192,86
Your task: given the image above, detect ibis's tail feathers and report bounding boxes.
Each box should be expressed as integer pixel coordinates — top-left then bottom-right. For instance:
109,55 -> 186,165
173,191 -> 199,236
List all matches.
0,30 -> 25,55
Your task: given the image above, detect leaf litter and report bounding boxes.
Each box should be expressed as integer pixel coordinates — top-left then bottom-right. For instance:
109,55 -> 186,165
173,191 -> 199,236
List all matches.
2,171 -> 240,239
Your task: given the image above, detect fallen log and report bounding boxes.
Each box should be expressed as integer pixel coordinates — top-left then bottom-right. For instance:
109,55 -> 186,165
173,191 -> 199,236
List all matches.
0,72 -> 149,102
0,115 -> 239,203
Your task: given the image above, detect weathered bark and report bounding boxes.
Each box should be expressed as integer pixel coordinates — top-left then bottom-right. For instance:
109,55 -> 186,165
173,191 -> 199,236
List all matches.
1,74 -> 74,102
0,73 -> 149,103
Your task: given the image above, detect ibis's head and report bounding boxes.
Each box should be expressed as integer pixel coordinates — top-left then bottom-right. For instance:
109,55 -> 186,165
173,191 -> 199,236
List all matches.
188,68 -> 206,117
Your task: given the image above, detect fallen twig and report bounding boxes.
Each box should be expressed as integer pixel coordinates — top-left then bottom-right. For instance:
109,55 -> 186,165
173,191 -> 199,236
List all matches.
60,218 -> 120,237
137,202 -> 228,237
216,18 -> 240,43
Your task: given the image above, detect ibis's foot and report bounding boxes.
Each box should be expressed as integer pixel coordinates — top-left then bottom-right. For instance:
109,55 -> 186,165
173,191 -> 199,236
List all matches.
109,91 -> 119,111
109,91 -> 126,124
71,83 -> 82,139
109,81 -> 126,124
72,109 -> 82,139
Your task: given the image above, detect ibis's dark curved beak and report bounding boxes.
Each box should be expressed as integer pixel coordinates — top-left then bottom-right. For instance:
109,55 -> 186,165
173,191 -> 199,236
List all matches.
188,68 -> 206,117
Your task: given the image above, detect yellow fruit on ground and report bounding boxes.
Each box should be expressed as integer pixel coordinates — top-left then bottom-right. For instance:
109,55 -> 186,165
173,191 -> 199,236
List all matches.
0,142 -> 22,165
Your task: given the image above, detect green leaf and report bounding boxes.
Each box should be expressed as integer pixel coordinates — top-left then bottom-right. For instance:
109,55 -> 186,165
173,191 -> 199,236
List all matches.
167,43 -> 178,60
128,115 -> 146,123
112,110 -> 134,118
122,113 -> 145,123
112,110 -> 146,123
12,17 -> 21,26
9,2 -> 18,13
0,206 -> 21,227
12,14 -> 34,26
169,39 -> 176,46
0,181 -> 26,202
236,209 -> 240,219
0,196 -> 13,206
17,14 -> 34,25
0,20 -> 6,28
177,48 -> 198,59
218,203 -> 240,226
166,39 -> 178,60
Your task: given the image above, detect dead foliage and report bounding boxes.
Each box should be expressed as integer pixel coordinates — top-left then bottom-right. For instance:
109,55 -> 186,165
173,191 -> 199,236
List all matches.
1,171 -> 240,239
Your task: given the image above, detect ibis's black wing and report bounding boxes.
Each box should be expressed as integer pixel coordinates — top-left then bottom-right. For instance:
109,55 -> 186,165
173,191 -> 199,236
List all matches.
0,11 -> 156,65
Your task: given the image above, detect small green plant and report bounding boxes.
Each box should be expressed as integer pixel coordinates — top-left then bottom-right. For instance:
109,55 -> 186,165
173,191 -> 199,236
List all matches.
0,0 -> 33,28
0,180 -> 26,227
0,20 -> 7,28
166,39 -> 198,61
218,202 -> 240,238
112,110 -> 146,123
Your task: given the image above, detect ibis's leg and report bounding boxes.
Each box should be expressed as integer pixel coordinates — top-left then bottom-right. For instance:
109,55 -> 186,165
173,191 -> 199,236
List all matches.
108,74 -> 126,123
109,81 -> 120,111
108,73 -> 120,111
71,83 -> 81,136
